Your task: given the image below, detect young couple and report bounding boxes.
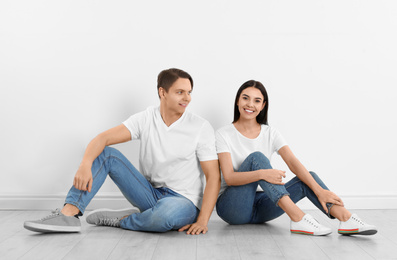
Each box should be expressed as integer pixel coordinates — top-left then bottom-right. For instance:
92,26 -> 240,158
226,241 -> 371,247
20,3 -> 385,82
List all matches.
24,68 -> 377,236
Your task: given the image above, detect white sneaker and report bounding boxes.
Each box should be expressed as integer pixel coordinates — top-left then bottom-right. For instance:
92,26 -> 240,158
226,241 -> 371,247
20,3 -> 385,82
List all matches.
338,213 -> 377,235
290,214 -> 332,236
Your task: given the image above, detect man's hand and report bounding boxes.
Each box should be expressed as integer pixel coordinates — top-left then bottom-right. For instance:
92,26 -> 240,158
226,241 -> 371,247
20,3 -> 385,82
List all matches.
178,221 -> 208,235
73,164 -> 93,192
72,124 -> 132,193
178,160 -> 219,235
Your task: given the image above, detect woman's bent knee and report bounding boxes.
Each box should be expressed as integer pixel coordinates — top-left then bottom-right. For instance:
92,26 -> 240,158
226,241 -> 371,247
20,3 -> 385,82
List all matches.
249,151 -> 269,162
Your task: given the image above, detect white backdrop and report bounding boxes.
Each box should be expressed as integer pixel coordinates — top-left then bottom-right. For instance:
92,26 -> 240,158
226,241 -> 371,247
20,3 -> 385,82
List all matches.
1,0 -> 396,210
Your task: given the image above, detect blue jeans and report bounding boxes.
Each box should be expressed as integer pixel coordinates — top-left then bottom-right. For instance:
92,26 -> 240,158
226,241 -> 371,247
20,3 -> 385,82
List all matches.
216,152 -> 334,225
65,147 -> 199,232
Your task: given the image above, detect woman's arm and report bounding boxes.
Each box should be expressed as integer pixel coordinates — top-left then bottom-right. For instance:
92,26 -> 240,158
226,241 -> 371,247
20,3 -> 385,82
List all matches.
218,152 -> 286,186
278,145 -> 344,212
73,124 -> 132,192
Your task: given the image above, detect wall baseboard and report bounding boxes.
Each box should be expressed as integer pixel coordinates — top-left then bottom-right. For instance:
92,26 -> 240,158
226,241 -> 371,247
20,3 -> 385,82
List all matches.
0,193 -> 132,211
1,193 -> 396,211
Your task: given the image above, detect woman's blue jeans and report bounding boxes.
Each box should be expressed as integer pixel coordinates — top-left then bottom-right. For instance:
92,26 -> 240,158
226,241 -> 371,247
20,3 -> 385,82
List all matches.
65,147 -> 199,232
216,152 -> 334,225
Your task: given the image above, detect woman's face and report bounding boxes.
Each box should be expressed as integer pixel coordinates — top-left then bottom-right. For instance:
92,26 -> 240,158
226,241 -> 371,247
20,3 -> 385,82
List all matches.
237,87 -> 266,121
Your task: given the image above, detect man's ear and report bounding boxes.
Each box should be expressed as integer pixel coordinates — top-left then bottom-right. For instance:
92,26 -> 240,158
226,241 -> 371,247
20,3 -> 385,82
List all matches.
159,87 -> 165,99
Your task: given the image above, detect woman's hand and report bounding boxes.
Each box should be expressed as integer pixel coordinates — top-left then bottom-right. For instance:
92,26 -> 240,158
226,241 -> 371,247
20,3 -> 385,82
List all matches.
178,221 -> 208,235
316,189 -> 344,213
73,164 -> 93,192
260,169 -> 286,185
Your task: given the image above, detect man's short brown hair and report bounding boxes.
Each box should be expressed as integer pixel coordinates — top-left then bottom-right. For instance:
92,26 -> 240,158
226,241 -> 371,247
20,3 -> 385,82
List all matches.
157,68 -> 193,97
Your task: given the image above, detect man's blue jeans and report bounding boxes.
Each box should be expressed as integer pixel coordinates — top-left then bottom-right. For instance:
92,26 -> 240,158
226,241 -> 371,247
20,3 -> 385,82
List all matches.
216,152 -> 334,224
65,147 -> 199,232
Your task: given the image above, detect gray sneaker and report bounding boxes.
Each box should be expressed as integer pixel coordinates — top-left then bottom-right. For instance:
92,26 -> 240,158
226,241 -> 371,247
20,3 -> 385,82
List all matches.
86,208 -> 139,228
24,209 -> 81,233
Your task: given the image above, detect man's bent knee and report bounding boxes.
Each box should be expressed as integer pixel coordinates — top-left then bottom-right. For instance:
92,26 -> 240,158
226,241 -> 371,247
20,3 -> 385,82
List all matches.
155,198 -> 198,230
103,146 -> 121,156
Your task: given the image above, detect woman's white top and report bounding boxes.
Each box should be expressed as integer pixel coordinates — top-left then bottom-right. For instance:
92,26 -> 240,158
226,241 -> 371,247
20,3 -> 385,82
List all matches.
215,124 -> 287,194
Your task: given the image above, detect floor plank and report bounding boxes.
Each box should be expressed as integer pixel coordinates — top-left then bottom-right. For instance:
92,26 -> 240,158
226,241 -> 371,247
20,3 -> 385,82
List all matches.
231,224 -> 285,260
0,211 -> 24,222
151,231 -> 197,260
1,209 -> 396,260
197,225 -> 240,260
62,225 -> 125,260
18,231 -> 88,260
107,230 -> 160,260
0,211 -> 49,259
0,211 -> 35,244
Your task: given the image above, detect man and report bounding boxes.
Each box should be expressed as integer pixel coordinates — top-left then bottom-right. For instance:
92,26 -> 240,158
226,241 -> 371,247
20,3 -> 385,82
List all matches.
24,68 -> 220,235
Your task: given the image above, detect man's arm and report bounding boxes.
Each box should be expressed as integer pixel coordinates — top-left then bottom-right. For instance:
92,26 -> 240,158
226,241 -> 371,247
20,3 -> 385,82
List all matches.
178,159 -> 221,235
73,124 -> 131,192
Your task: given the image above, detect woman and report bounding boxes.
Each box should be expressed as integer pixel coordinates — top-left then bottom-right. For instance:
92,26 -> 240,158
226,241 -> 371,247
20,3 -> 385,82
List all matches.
215,80 -> 377,236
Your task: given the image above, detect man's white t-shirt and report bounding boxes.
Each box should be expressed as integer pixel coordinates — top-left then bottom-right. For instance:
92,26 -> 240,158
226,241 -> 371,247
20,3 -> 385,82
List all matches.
215,124 -> 287,194
123,106 -> 218,208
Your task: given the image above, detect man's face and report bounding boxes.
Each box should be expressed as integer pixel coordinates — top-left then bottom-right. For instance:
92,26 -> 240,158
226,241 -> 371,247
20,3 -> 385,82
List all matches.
160,78 -> 192,114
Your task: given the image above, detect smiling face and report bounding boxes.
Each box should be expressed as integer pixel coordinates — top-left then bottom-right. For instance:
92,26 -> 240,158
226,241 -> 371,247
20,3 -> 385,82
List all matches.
236,87 -> 266,121
159,77 -> 192,115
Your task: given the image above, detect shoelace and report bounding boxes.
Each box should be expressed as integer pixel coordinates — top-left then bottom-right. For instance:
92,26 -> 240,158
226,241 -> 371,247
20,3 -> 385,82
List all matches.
305,217 -> 320,229
98,217 -> 121,227
352,216 -> 365,226
40,209 -> 61,221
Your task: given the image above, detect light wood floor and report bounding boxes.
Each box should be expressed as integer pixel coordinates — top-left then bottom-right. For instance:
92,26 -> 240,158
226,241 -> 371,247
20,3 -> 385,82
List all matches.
0,209 -> 396,260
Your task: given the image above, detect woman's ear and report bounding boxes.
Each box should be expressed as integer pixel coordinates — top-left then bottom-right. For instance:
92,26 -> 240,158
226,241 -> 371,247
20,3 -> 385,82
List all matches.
261,101 -> 266,111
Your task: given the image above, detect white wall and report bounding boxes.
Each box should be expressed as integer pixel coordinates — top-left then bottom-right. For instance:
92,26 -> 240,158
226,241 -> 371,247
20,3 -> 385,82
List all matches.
1,0 -> 396,210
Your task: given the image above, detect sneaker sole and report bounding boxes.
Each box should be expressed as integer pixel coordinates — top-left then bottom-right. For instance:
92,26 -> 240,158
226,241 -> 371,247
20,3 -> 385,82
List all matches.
24,222 -> 81,233
338,229 -> 378,235
86,208 -> 139,225
291,229 -> 332,236
291,229 -> 314,235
